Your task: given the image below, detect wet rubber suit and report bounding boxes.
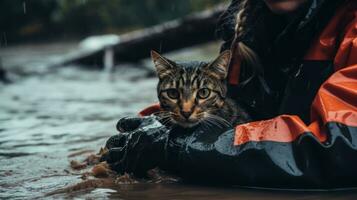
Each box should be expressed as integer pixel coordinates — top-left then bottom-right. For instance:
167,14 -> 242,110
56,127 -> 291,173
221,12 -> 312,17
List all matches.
102,0 -> 357,189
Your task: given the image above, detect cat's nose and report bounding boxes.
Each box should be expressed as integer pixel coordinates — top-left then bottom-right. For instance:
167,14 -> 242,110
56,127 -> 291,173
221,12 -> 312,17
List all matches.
180,111 -> 193,119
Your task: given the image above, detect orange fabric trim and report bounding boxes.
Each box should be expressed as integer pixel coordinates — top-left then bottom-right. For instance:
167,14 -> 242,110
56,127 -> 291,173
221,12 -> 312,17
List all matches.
311,65 -> 357,126
304,0 -> 357,62
234,65 -> 357,146
334,14 -> 357,70
234,1 -> 357,145
138,103 -> 161,117
234,115 -> 327,146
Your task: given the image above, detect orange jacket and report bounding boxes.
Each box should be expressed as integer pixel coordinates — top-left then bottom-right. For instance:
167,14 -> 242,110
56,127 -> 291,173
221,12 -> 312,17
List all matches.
139,0 -> 357,146
234,0 -> 357,146
119,0 -> 357,189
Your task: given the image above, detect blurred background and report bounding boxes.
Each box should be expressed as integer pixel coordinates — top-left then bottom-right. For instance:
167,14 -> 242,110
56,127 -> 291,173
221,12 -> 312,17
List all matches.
1,0 -> 223,44
0,0 -> 228,75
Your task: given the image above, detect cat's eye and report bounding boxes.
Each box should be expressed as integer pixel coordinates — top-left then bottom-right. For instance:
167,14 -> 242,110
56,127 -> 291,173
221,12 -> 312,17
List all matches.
197,88 -> 211,99
166,89 -> 179,99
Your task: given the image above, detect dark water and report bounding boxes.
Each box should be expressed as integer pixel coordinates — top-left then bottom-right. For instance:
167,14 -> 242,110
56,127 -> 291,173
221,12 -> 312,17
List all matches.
1,42 -> 357,199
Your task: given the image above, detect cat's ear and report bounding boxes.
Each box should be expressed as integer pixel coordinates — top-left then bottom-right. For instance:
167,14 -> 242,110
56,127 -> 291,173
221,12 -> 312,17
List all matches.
151,50 -> 174,79
205,50 -> 231,79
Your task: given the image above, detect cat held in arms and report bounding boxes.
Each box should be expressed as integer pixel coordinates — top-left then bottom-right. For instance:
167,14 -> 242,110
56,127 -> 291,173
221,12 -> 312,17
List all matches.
151,50 -> 251,130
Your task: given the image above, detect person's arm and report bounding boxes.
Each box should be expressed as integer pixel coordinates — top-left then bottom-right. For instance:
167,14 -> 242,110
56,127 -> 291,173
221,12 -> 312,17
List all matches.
162,65 -> 357,189
161,8 -> 357,188
102,3 -> 357,189
103,68 -> 357,189
161,9 -> 357,188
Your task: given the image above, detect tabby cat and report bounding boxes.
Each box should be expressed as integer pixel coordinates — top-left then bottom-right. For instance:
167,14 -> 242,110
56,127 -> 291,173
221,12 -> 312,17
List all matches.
151,50 -> 251,128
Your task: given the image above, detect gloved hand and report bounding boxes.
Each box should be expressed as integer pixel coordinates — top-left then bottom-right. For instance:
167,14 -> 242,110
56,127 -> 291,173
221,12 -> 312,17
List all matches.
101,115 -> 233,177
101,115 -> 171,176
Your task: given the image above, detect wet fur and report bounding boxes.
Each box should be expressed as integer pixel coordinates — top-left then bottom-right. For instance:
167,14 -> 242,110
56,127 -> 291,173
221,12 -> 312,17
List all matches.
151,50 -> 251,128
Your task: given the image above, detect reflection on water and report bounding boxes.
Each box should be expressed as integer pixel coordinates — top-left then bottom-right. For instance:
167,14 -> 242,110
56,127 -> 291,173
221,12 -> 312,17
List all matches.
0,65 -> 158,199
1,42 -> 357,199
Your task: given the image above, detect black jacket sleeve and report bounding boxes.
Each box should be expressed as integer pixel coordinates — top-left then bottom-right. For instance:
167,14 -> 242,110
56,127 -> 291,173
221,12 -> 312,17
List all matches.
163,123 -> 357,190
103,115 -> 357,190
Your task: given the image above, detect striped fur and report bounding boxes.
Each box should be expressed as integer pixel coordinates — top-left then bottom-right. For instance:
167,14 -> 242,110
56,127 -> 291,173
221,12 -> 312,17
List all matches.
151,50 -> 251,128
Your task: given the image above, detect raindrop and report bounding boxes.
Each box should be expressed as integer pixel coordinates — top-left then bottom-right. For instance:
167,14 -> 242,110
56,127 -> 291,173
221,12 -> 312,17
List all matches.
23,1 -> 26,14
2,32 -> 7,47
159,41 -> 163,53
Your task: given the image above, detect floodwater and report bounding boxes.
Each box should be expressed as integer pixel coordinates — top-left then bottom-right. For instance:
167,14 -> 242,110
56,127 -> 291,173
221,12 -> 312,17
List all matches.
1,42 -> 357,199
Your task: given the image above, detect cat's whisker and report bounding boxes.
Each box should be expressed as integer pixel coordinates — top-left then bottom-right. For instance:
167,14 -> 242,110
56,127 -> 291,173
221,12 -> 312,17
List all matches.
198,113 -> 219,131
153,110 -> 175,127
151,110 -> 170,116
161,115 -> 173,126
161,113 -> 177,129
198,114 -> 212,128
205,113 -> 233,128
200,120 -> 211,132
212,116 -> 232,128
196,115 -> 207,129
203,120 -> 215,131
206,117 -> 224,129
206,111 -> 232,125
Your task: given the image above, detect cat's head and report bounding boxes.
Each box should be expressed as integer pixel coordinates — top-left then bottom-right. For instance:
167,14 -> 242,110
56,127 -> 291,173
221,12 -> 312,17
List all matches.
151,50 -> 231,128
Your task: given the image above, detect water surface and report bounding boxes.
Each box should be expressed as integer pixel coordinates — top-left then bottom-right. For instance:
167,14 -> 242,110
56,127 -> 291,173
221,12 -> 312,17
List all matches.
1,42 -> 356,199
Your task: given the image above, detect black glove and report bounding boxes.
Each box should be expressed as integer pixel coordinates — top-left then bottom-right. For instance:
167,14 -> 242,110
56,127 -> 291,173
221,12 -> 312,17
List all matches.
102,116 -> 170,176
102,115 -> 232,177
102,115 -> 357,189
